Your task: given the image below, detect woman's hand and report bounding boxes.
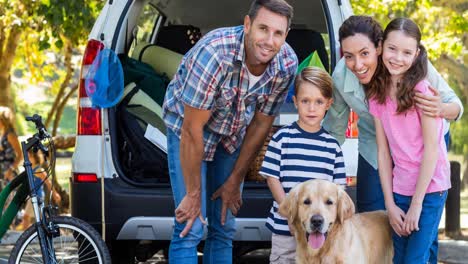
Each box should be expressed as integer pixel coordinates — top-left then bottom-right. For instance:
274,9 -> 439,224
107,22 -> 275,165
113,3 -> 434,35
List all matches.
403,202 -> 422,234
415,86 -> 443,117
387,203 -> 408,237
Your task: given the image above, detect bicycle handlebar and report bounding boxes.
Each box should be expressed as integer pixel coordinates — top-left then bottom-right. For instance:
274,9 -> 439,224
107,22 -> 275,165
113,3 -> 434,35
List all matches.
25,114 -> 50,140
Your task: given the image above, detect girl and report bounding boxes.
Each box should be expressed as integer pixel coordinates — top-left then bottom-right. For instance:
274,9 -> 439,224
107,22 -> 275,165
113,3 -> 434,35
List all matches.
368,18 -> 450,263
0,107 -> 22,187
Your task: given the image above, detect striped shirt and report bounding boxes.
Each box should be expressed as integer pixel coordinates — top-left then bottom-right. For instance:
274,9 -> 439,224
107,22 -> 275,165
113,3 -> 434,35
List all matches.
260,122 -> 347,235
163,26 -> 298,161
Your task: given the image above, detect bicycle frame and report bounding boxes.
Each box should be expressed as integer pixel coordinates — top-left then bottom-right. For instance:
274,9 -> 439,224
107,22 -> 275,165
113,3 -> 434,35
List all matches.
0,172 -> 29,239
20,131 -> 57,263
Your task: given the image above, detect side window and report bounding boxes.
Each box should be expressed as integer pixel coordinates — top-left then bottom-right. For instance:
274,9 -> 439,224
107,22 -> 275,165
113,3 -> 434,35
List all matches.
129,3 -> 160,55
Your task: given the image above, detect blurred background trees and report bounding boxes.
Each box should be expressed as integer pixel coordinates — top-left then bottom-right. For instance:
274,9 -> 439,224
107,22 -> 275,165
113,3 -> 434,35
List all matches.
351,0 -> 468,186
0,0 -> 103,136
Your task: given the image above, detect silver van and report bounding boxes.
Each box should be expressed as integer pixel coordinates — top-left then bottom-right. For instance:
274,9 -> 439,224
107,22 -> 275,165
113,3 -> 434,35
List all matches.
72,0 -> 355,262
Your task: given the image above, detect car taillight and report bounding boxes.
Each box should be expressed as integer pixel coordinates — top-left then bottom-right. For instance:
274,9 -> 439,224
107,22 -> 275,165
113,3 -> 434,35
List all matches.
74,173 -> 98,183
345,111 -> 359,138
346,176 -> 357,187
77,39 -> 104,135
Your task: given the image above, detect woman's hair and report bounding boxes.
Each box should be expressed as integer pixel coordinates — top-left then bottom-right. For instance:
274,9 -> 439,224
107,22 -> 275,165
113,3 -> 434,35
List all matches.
339,15 -> 383,48
366,18 -> 428,114
0,106 -> 15,133
294,66 -> 333,99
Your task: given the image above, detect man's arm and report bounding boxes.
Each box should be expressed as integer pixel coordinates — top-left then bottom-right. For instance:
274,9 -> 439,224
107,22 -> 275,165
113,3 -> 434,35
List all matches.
212,111 -> 275,225
176,104 -> 211,237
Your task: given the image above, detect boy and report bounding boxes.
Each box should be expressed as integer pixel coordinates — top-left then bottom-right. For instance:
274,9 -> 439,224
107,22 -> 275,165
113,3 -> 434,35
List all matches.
259,67 -> 347,263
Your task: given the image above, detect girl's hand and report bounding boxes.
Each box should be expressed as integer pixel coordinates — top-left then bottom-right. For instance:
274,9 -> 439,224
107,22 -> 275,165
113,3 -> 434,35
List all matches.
387,203 -> 408,237
403,202 -> 422,234
415,86 -> 443,118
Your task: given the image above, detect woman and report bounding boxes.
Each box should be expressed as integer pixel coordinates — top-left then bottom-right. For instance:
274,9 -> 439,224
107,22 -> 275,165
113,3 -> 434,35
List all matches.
0,106 -> 22,187
322,16 -> 463,264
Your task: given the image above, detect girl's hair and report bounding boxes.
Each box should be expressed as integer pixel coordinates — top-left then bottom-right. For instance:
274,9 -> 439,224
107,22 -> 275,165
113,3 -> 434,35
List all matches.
0,106 -> 15,133
339,15 -> 383,48
366,18 -> 428,114
294,66 -> 333,99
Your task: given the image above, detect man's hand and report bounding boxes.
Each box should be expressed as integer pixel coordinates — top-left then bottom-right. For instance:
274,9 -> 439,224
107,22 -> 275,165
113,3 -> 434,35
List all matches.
211,178 -> 242,226
387,203 -> 408,237
415,86 -> 443,117
403,202 -> 422,235
175,193 -> 206,238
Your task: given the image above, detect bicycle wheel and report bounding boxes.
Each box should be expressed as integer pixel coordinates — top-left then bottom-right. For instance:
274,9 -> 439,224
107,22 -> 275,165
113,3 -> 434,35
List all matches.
9,216 -> 111,264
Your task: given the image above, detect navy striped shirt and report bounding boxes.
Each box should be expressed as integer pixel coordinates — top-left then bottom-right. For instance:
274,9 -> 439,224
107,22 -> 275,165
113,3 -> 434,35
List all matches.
260,122 -> 346,235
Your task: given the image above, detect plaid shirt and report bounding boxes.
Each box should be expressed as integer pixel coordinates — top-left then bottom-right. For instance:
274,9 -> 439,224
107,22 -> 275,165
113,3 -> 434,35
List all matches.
163,26 -> 297,161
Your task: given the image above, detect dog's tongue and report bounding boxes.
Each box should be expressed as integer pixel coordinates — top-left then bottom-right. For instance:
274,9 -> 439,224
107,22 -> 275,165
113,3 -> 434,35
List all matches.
308,232 -> 325,249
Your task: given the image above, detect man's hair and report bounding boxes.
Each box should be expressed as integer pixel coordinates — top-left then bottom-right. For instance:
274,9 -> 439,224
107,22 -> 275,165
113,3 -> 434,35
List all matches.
248,0 -> 293,28
294,66 -> 333,99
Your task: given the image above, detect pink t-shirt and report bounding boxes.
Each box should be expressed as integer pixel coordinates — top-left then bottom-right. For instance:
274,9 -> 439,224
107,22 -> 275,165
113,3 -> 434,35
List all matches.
369,80 -> 451,196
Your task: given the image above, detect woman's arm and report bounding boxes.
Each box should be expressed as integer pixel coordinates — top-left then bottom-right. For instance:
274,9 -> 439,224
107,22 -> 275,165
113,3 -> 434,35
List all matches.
4,133 -> 22,180
403,113 -> 440,234
322,83 -> 350,145
415,61 -> 463,121
375,118 -> 407,237
7,133 -> 22,169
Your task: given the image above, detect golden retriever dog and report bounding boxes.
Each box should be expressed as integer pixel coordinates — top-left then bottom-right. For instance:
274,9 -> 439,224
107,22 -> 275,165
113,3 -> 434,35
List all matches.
279,179 -> 393,264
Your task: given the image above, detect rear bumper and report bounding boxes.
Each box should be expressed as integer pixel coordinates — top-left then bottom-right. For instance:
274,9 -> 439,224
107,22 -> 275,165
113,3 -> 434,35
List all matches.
70,177 -> 356,242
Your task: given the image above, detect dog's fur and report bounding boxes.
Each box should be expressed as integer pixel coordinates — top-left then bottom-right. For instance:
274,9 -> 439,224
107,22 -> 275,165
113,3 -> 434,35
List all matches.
279,180 -> 393,264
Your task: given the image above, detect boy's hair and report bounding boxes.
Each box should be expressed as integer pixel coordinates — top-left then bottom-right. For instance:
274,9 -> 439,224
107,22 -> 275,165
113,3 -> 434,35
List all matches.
0,106 -> 15,133
294,66 -> 333,99
366,18 -> 428,114
339,15 -> 383,49
248,0 -> 293,28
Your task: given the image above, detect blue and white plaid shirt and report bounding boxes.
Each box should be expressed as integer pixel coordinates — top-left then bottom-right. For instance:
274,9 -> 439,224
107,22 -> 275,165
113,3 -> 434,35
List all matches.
163,26 -> 298,161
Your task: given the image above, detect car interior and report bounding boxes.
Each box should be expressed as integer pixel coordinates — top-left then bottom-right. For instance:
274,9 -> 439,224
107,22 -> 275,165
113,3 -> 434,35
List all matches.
117,0 -> 334,184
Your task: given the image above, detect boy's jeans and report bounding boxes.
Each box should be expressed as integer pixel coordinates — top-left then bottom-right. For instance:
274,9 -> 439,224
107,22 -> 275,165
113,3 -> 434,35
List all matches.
167,129 -> 241,264
392,191 -> 447,264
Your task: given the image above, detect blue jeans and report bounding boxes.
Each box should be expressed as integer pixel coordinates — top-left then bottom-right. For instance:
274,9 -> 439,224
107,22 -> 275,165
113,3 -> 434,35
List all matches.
356,154 -> 386,213
392,191 -> 447,264
425,130 -> 451,264
167,129 -> 241,264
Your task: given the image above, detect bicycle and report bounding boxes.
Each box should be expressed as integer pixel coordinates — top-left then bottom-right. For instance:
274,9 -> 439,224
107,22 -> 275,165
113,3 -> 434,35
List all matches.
0,114 -> 110,263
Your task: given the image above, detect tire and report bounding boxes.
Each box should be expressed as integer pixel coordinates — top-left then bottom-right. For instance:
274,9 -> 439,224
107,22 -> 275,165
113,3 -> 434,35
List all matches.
9,216 -> 111,264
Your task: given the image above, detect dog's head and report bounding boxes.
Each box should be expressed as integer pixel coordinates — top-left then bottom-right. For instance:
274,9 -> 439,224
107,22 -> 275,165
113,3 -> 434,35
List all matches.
279,179 -> 355,250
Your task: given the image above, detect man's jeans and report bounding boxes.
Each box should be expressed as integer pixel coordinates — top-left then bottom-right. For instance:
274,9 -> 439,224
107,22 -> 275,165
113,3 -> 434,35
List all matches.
167,129 -> 241,264
392,191 -> 447,264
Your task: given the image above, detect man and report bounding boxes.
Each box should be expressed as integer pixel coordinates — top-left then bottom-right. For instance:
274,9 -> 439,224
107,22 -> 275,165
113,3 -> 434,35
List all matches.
162,0 -> 298,262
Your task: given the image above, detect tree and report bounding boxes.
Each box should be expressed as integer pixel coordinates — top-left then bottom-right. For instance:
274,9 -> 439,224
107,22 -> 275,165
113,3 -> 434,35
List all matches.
36,1 -> 103,136
0,1 -> 41,109
350,0 -> 468,185
2,0 -> 103,212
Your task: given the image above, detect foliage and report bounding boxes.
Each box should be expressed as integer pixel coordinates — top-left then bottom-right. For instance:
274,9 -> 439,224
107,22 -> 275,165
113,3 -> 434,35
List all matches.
351,0 -> 468,156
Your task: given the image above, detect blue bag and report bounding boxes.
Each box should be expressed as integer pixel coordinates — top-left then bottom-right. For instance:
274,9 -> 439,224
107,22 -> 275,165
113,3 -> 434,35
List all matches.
85,49 -> 124,108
